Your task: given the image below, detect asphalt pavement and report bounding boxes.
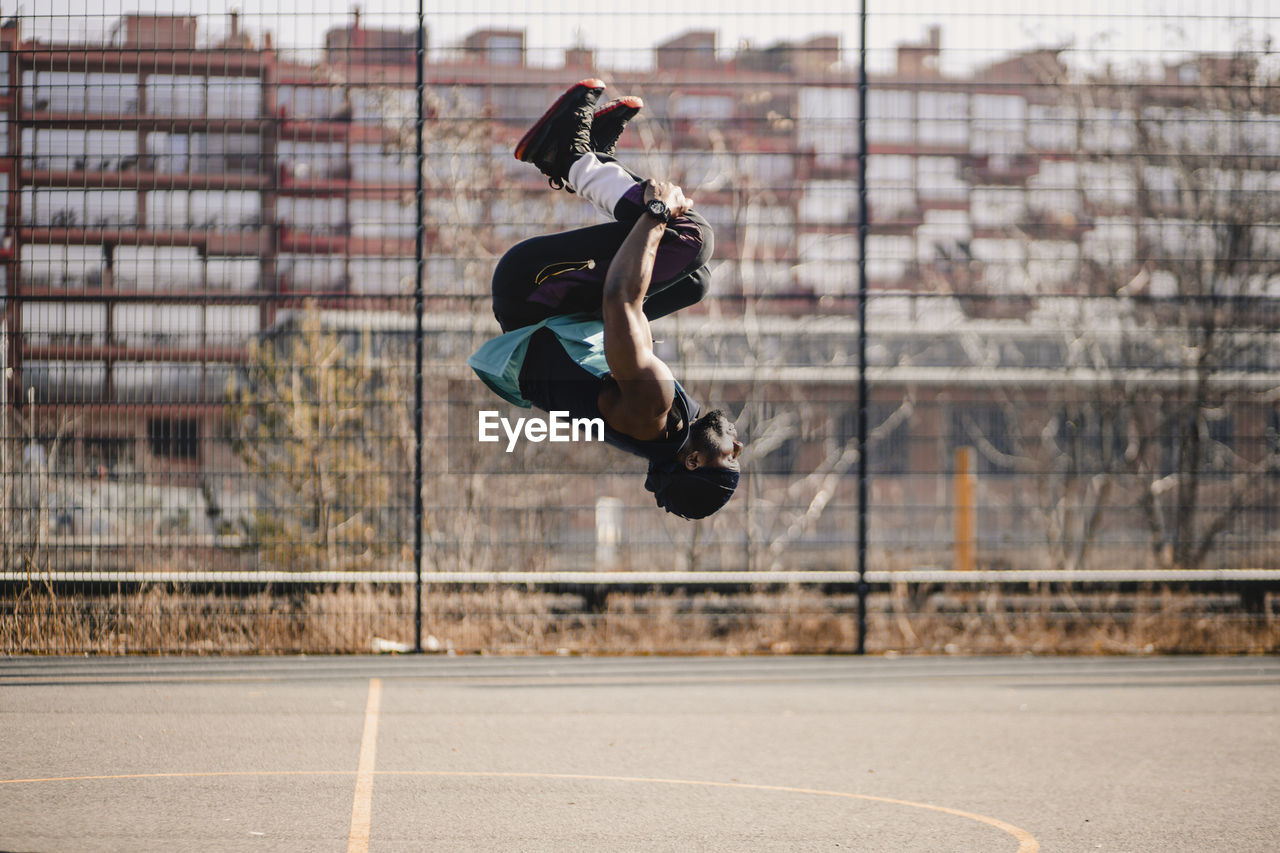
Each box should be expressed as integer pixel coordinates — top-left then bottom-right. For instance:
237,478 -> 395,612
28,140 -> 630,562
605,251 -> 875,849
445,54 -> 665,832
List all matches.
1,655 -> 1277,852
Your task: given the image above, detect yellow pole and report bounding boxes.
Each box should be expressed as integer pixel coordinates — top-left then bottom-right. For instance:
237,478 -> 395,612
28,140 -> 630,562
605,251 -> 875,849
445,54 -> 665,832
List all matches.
954,446 -> 976,573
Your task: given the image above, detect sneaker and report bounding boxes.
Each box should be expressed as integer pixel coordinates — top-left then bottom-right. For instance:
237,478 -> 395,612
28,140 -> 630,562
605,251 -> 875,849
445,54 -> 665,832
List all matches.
591,96 -> 644,157
514,78 -> 606,190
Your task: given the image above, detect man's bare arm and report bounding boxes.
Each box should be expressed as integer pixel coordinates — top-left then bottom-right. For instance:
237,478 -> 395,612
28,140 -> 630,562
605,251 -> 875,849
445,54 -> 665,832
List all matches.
599,180 -> 695,434
602,180 -> 694,382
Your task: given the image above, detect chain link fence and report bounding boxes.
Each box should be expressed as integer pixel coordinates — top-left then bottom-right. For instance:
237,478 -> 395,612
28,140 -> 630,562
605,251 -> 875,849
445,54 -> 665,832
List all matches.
3,1 -> 1278,653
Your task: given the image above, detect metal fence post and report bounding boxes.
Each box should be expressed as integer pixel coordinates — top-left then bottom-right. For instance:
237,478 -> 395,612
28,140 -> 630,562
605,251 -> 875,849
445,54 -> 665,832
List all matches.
412,1 -> 426,653
855,0 -> 870,655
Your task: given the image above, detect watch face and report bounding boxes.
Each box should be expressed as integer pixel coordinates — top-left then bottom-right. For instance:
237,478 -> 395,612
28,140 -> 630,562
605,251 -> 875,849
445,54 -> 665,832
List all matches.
647,199 -> 669,220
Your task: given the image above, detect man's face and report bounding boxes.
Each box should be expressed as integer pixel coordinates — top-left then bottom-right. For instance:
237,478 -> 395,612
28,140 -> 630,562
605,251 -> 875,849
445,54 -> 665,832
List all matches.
688,409 -> 744,471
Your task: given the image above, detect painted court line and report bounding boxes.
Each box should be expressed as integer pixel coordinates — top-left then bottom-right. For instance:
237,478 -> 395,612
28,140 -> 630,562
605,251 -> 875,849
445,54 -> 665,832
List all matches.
378,771 -> 1040,853
347,677 -> 382,853
0,767 -> 1038,852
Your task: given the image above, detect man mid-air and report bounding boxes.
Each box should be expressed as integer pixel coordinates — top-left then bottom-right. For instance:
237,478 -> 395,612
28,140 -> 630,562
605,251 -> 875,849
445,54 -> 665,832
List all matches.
468,79 -> 743,519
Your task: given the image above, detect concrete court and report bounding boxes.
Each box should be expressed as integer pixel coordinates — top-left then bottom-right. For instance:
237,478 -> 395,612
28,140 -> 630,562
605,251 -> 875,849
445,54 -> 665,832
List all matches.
1,655 -> 1277,852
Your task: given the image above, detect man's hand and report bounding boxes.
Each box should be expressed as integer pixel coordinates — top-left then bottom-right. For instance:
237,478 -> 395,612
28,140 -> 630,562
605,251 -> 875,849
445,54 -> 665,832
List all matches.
644,179 -> 694,219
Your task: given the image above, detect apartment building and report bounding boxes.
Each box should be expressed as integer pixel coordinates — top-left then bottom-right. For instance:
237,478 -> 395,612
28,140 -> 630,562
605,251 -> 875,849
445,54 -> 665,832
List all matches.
4,12 -> 1277,515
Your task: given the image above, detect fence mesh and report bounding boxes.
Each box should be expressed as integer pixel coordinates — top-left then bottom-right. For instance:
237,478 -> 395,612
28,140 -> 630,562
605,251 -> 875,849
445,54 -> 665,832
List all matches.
3,1 -> 1278,653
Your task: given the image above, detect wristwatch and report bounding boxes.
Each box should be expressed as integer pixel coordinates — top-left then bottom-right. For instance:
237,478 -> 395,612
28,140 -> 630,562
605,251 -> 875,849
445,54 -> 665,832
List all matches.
645,198 -> 671,223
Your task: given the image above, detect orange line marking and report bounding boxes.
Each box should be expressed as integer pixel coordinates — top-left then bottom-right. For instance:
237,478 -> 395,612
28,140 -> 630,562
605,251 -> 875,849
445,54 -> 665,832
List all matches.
347,677 -> 382,853
1,768 -> 1038,852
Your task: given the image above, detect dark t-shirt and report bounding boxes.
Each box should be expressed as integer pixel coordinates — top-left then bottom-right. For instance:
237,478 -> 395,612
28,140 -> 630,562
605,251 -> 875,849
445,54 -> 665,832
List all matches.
518,327 -> 699,466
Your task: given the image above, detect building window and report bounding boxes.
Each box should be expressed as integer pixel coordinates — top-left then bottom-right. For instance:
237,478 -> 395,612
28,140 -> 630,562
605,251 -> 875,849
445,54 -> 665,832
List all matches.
146,132 -> 189,174
1154,411 -> 1233,478
85,437 -> 131,473
146,189 -> 262,231
840,404 -> 912,475
25,362 -> 107,404
31,188 -> 79,228
85,72 -> 140,114
278,254 -> 347,292
917,91 -> 969,146
754,402 -> 799,475
865,234 -> 914,283
278,85 -> 342,120
281,140 -> 348,181
24,70 -> 86,113
196,134 -> 263,176
867,89 -> 914,144
205,305 -> 260,345
85,190 -> 139,228
206,77 -> 261,119
277,197 -> 345,235
27,129 -> 86,171
796,232 -> 857,297
349,257 -> 414,295
951,405 -> 1015,474
350,143 -> 412,184
114,246 -> 202,291
971,94 -> 1027,155
1050,407 -> 1127,468
206,257 -> 260,292
20,244 -> 108,289
486,35 -> 523,66
670,93 -> 734,121
798,180 -> 857,225
146,74 -> 206,117
149,418 -> 199,460
1028,104 -> 1077,152
116,363 -> 202,403
917,156 -> 966,201
114,304 -> 203,347
349,198 -> 414,239
22,302 -> 107,346
798,86 -> 858,166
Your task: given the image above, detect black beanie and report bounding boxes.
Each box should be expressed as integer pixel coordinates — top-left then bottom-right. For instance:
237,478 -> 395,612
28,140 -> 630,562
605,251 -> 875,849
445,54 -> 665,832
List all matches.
644,460 -> 739,520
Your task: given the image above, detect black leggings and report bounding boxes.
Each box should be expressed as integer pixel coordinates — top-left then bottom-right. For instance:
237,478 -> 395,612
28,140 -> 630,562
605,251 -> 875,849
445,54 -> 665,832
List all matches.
491,160 -> 714,332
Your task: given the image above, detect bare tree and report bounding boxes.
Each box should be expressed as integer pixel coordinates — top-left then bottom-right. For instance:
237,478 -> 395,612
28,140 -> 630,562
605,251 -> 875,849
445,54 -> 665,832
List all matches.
1012,38 -> 1280,570
1,404 -> 78,577
620,77 -> 921,571
228,304 -> 405,572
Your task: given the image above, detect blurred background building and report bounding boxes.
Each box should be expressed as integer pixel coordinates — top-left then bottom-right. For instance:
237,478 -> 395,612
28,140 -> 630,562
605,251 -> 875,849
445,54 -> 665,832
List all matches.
3,8 -> 1278,572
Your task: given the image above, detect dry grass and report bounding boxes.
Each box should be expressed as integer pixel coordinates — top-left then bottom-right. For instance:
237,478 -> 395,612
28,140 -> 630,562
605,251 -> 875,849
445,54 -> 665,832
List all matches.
2,585 -> 1276,656
871,587 -> 1279,656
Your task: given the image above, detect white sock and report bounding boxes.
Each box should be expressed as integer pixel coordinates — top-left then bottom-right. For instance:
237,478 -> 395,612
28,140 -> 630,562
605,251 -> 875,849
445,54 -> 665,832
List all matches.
567,152 -> 638,219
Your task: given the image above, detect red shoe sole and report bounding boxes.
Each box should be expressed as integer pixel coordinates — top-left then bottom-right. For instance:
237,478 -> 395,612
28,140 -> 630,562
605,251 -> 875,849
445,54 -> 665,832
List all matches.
514,78 -> 606,162
594,95 -> 644,119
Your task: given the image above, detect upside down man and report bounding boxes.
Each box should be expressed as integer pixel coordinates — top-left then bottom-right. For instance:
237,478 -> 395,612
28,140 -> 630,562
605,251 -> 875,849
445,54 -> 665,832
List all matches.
468,80 -> 744,519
